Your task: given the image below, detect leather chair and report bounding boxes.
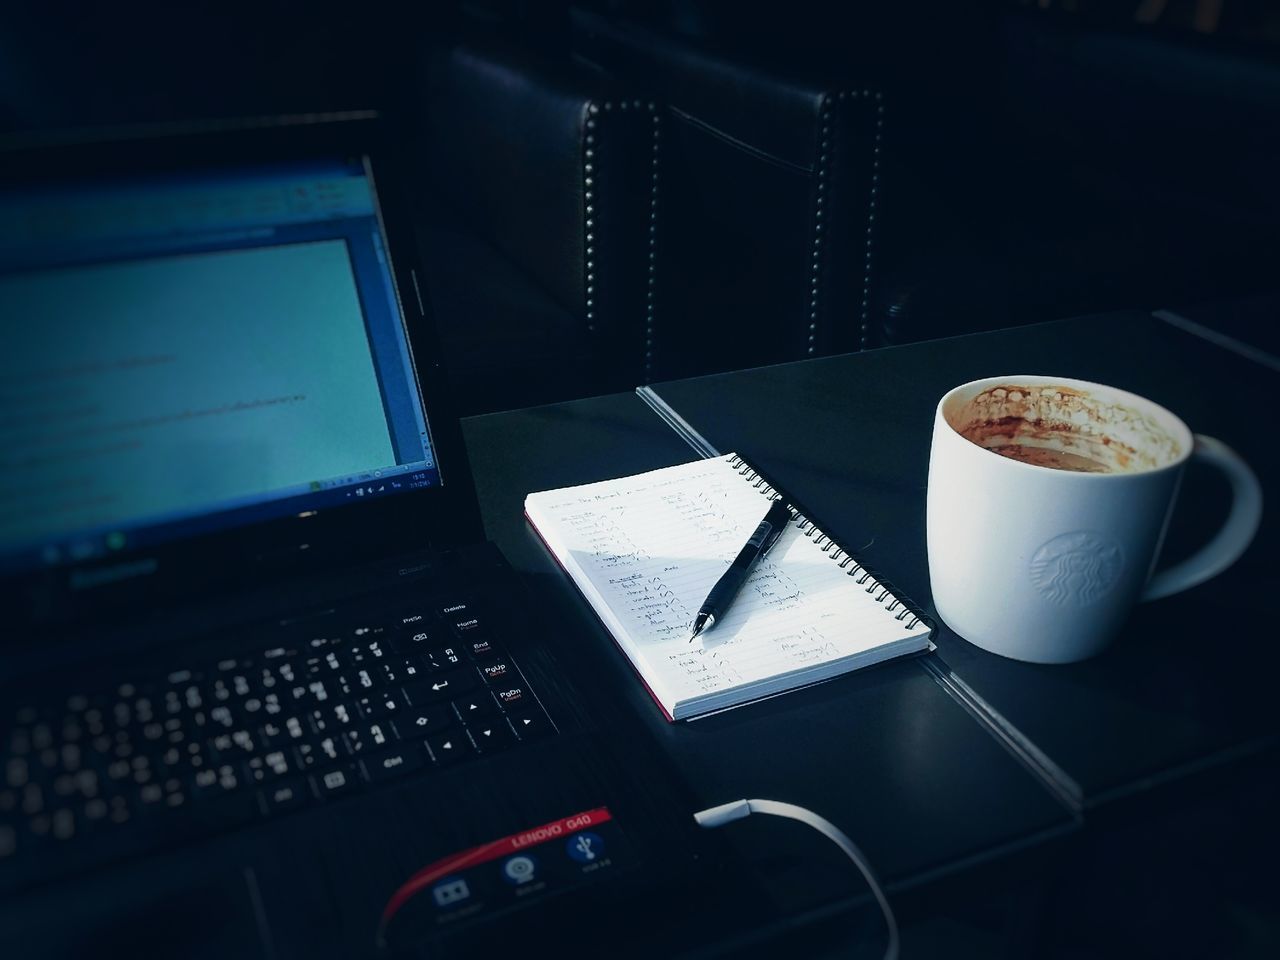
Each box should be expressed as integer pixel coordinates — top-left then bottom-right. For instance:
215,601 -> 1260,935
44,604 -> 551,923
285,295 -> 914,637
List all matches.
571,8 -> 886,380
414,37 -> 660,414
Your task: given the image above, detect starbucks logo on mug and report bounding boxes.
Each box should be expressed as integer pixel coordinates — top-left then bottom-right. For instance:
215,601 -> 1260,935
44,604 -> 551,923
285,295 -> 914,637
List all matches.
1029,531 -> 1125,606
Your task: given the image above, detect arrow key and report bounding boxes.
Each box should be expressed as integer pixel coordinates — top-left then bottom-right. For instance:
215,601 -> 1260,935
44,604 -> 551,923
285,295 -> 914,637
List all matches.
451,693 -> 497,721
426,732 -> 474,766
468,720 -> 515,755
507,709 -> 554,742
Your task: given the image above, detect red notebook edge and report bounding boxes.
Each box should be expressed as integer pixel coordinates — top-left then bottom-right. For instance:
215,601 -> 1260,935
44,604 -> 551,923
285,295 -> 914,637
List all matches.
523,507 -> 677,723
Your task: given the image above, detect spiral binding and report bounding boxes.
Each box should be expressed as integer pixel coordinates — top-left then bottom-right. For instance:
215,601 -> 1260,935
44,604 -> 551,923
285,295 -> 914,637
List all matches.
727,455 -> 922,630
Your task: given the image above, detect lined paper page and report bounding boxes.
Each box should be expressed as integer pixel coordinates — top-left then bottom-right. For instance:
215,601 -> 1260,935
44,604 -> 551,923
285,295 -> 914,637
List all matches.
526,454 -> 927,716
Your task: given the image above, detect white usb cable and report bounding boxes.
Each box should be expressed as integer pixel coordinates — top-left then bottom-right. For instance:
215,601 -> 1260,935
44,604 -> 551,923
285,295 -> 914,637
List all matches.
693,799 -> 900,960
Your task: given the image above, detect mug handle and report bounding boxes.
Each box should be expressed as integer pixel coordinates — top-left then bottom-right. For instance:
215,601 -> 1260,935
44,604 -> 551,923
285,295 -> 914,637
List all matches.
1142,434 -> 1264,602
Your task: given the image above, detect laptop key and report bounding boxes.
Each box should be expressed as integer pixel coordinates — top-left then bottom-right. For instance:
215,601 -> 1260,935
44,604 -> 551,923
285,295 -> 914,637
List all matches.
354,690 -> 402,720
421,646 -> 463,672
341,641 -> 382,668
389,628 -> 434,657
138,781 -> 166,810
48,808 -> 78,842
449,615 -> 484,639
349,667 -> 384,692
468,720 -> 514,755
493,685 -> 530,710
395,610 -> 431,632
261,777 -> 310,813
477,659 -> 516,685
190,763 -> 244,797
209,727 -> 259,761
307,704 -> 355,737
390,704 -> 454,739
380,656 -> 423,683
312,763 -> 361,799
5,756 -> 29,789
437,600 -> 471,620
507,709 -> 554,742
303,652 -> 344,681
303,635 -> 338,653
451,693 -> 497,721
401,670 -> 477,706
292,736 -> 344,771
360,746 -> 425,783
245,750 -> 294,784
259,717 -> 304,749
425,733 -> 473,765
348,622 -> 388,641
341,721 -> 393,756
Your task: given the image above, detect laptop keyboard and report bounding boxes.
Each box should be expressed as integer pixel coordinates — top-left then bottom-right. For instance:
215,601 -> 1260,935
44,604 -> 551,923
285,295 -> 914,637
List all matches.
0,594 -> 554,882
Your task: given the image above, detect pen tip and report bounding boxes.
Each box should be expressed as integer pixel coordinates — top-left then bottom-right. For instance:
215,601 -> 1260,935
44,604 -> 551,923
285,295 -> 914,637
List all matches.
689,613 -> 711,642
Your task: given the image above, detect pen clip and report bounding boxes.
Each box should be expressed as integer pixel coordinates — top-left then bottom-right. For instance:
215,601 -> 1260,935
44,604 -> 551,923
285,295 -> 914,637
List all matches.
758,501 -> 792,557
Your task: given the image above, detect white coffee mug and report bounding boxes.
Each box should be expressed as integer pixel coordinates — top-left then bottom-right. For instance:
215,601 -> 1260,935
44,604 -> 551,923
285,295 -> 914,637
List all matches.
926,375 -> 1263,663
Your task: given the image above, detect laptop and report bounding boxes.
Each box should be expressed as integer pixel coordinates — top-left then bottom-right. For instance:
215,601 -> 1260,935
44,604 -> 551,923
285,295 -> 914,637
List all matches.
0,115 -> 774,959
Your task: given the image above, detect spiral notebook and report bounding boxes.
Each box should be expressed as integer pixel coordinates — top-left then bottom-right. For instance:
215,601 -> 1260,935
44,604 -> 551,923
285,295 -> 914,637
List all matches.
524,453 -> 933,720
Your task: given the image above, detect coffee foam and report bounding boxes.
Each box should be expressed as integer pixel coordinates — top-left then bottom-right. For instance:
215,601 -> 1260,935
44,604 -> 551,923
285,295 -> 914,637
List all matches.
948,384 -> 1182,473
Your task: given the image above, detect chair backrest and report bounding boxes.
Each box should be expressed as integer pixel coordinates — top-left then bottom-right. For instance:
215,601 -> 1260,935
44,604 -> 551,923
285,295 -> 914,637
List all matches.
420,38 -> 659,393
572,9 -> 884,381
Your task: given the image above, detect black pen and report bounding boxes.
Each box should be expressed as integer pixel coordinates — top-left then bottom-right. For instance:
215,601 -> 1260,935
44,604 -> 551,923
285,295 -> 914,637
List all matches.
689,499 -> 792,641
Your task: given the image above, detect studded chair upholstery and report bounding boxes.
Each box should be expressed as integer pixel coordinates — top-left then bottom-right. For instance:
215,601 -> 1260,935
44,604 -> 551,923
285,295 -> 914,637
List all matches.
571,9 -> 885,382
415,38 -> 660,414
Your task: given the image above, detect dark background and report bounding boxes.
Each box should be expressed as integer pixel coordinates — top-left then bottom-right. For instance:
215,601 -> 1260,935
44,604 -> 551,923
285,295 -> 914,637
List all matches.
5,0 -> 1278,412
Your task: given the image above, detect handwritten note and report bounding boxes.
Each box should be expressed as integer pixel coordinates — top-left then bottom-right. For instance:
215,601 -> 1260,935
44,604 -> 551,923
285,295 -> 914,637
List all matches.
526,455 -> 931,719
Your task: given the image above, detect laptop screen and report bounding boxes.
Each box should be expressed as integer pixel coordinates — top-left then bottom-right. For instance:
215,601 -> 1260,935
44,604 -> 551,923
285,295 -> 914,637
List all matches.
0,157 -> 440,575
